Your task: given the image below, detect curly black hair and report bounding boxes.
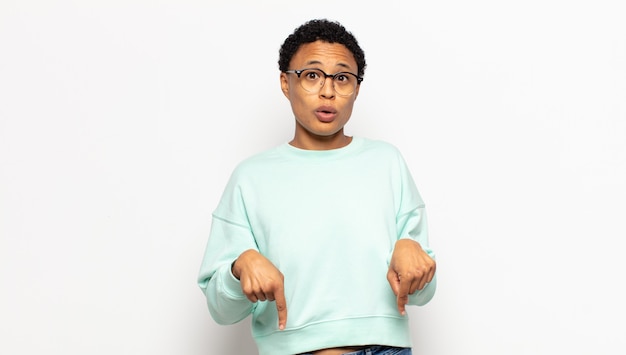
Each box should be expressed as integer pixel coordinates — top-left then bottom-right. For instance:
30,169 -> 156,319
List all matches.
278,19 -> 366,79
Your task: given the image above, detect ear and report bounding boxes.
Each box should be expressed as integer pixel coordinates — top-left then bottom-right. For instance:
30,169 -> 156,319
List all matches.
354,83 -> 361,100
280,72 -> 290,98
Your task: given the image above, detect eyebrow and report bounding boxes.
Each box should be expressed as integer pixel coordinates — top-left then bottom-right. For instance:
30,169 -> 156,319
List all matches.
305,60 -> 353,71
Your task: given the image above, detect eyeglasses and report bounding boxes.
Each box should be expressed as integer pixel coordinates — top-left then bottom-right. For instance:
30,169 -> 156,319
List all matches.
284,68 -> 363,96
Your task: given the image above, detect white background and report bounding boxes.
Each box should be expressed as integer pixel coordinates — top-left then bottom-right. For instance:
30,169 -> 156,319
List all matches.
1,1 -> 625,354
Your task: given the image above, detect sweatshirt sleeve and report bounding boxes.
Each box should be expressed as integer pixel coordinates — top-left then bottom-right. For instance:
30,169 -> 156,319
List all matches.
394,150 -> 437,306
197,171 -> 259,325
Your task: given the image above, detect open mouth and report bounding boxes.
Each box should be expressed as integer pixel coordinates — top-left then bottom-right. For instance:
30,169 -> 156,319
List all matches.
315,107 -> 337,122
317,106 -> 336,114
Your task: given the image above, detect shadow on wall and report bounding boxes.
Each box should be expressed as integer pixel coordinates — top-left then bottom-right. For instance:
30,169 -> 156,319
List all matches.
196,317 -> 258,354
226,318 -> 257,354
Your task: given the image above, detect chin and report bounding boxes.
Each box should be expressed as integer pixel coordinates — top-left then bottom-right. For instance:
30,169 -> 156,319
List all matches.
310,127 -> 343,137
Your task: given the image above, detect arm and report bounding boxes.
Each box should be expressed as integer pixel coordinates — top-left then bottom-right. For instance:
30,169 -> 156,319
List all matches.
197,175 -> 287,328
231,250 -> 287,330
386,151 -> 437,314
387,209 -> 437,313
197,216 -> 259,325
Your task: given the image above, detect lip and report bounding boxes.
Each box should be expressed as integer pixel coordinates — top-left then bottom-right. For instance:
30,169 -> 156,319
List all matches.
315,106 -> 337,123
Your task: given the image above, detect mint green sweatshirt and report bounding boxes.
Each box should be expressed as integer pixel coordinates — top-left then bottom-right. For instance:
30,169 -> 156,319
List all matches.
198,137 -> 436,355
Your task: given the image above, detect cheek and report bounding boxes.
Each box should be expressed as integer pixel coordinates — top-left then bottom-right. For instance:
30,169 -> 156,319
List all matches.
340,100 -> 356,116
290,92 -> 313,110
288,98 -> 310,121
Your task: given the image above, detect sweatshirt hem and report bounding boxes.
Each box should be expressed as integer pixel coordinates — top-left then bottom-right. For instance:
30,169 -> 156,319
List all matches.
254,316 -> 412,355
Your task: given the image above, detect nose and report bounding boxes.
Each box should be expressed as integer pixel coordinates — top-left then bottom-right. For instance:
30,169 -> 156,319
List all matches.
319,78 -> 335,99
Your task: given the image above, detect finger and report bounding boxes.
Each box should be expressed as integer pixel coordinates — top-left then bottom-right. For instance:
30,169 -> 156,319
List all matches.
387,269 -> 401,296
256,292 -> 267,302
274,285 -> 288,330
409,278 -> 420,295
418,261 -> 435,290
428,262 -> 436,283
397,293 -> 409,316
241,282 -> 259,303
414,267 -> 428,292
246,293 -> 258,303
414,257 -> 435,291
250,282 -> 266,301
396,274 -> 411,315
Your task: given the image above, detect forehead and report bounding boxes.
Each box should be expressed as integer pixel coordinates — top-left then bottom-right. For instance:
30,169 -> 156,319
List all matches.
290,40 -> 357,71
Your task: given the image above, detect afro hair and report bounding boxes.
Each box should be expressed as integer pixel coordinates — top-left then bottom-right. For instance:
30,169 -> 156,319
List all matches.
278,19 -> 366,79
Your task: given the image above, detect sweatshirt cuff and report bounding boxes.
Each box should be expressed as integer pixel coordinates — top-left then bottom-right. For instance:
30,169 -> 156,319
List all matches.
408,274 -> 437,306
221,263 -> 246,299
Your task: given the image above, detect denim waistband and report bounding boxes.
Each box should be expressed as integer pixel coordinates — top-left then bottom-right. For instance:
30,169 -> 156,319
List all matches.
298,345 -> 411,355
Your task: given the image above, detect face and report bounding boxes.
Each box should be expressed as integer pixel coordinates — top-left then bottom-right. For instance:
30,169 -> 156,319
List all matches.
280,40 -> 360,150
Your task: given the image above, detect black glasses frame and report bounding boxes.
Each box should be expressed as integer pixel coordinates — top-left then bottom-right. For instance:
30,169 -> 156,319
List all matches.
284,68 -> 364,85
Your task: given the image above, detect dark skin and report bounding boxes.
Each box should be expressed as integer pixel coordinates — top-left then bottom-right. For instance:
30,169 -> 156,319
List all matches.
232,41 -> 436,355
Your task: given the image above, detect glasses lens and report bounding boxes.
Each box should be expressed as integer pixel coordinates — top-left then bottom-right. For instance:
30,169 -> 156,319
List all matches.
298,69 -> 357,96
299,69 -> 324,93
332,72 -> 357,96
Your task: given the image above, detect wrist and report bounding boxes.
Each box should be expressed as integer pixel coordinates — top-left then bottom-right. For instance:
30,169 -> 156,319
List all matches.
231,259 -> 240,280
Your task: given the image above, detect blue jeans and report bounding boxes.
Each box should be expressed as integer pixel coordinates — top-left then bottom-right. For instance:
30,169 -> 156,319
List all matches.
299,346 -> 412,355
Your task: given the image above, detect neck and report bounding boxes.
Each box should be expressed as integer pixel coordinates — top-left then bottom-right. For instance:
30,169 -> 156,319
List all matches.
289,132 -> 352,151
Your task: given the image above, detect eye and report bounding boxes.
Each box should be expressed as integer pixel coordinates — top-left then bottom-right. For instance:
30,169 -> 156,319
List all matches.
334,73 -> 351,84
303,70 -> 321,81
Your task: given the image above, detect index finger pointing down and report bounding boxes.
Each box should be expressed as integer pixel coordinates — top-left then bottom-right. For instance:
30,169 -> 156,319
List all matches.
396,276 -> 411,315
274,286 -> 287,330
